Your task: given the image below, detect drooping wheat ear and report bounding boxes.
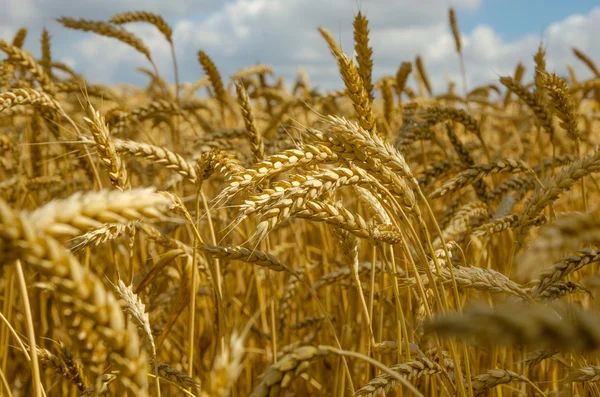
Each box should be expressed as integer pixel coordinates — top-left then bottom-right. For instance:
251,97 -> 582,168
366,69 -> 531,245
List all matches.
56,17 -> 152,62
421,106 -> 481,135
206,332 -> 244,397
111,138 -> 197,183
468,83 -> 499,97
130,99 -> 184,122
541,72 -> 580,140
0,88 -> 61,113
55,80 -> 118,101
524,348 -> 559,366
235,81 -> 264,162
395,61 -> 412,99
217,143 -> 339,203
83,103 -> 129,190
319,27 -> 374,132
0,40 -> 55,92
232,64 -> 273,80
109,11 -> 172,43
425,301 -> 600,353
529,248 -> 600,297
416,160 -> 458,187
196,149 -> 245,185
415,55 -> 432,96
318,114 -> 416,184
573,47 -> 600,77
293,200 -> 401,244
306,135 -> 415,211
355,356 -> 443,396
254,87 -> 289,104
353,11 -> 374,102
110,99 -> 189,132
449,8 -> 461,54
429,265 -> 530,300
354,186 -> 392,225
33,344 -> 89,391
516,148 -> 600,240
471,214 -> 545,238
152,361 -> 200,389
536,281 -> 590,301
246,167 -> 376,243
430,158 -> 535,199
198,50 -> 227,113
500,75 -> 555,137
109,11 -> 179,100
40,29 -> 52,77
436,202 -> 489,246
69,222 -> 133,251
199,244 -> 286,272
248,346 -> 329,397
195,127 -> 247,146
471,369 -> 530,396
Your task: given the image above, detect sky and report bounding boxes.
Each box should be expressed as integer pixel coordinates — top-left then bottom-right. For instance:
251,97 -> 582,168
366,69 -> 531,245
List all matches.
1,0 -> 599,93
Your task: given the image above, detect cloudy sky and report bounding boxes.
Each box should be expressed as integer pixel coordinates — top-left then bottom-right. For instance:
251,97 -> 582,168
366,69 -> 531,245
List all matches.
1,0 -> 599,93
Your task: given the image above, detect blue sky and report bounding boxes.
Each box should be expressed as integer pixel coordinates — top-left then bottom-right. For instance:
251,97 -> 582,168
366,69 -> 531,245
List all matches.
458,0 -> 599,40
0,0 -> 599,91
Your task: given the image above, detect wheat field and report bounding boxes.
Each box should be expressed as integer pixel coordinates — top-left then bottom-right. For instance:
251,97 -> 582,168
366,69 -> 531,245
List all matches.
0,8 -> 600,397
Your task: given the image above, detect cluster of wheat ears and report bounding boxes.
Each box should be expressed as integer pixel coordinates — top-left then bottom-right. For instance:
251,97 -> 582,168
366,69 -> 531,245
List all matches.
1,7 -> 600,397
